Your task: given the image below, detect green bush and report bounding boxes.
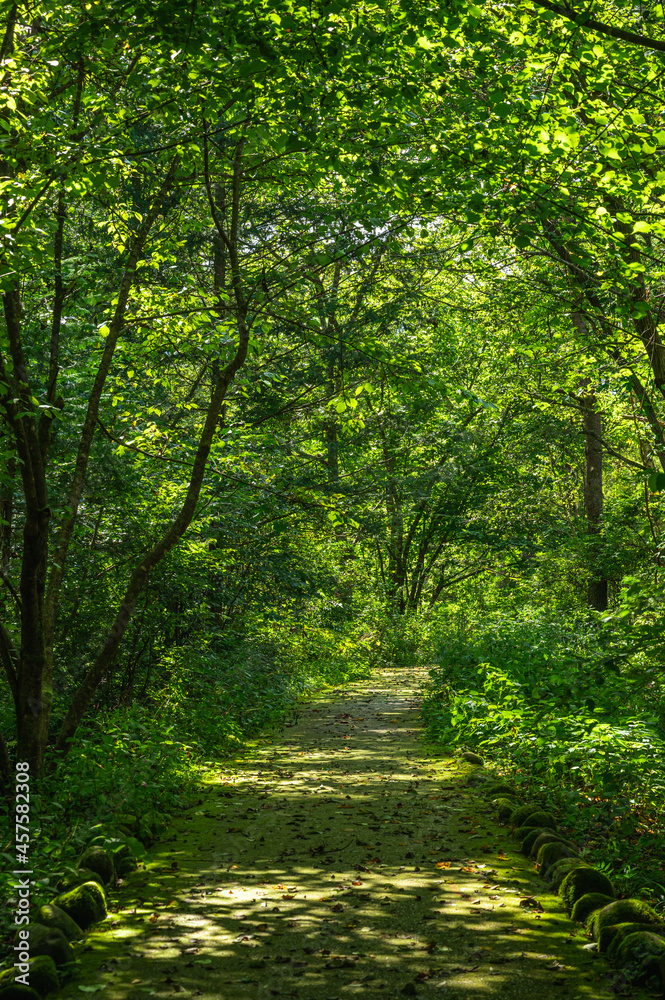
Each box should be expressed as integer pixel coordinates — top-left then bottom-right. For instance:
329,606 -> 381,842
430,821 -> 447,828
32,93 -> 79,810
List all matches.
422,607 -> 665,908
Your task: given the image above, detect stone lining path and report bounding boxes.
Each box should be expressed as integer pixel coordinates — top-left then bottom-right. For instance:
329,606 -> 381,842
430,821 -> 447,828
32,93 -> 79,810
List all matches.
61,667 -> 645,999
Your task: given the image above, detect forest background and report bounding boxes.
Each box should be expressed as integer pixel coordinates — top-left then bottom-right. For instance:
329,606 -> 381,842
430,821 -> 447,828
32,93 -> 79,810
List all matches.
1,0 -> 665,937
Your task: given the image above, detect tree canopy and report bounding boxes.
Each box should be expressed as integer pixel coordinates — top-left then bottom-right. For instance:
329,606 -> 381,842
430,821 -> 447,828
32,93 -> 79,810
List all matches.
1,0 -> 665,913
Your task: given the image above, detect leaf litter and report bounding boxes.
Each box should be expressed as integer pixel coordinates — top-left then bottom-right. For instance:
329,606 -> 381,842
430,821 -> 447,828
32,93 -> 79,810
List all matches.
57,666 -> 650,1000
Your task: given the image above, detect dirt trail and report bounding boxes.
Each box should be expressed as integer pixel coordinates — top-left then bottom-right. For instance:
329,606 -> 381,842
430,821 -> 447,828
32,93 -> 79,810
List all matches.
61,667 -> 634,1000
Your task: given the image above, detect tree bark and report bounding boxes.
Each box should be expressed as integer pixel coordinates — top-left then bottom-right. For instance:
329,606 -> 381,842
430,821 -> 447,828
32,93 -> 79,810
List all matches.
581,394 -> 608,612
545,226 -> 665,464
55,134 -> 251,755
54,328 -> 249,753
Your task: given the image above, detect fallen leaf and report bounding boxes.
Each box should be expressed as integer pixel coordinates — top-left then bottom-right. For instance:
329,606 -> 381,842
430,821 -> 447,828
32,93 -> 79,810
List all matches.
519,897 -> 544,912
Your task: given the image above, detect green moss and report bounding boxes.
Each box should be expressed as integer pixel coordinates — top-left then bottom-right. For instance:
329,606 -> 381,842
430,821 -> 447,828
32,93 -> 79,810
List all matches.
56,868 -> 104,893
78,846 -> 114,885
509,803 -> 542,827
19,926 -> 72,968
515,810 -> 556,833
84,834 -> 140,875
547,859 -> 591,890
606,923 -> 665,962
25,956 -> 59,997
587,899 -> 662,942
34,904 -> 82,942
0,956 -> 60,998
537,841 -> 578,877
560,868 -> 613,909
571,893 -> 616,924
487,782 -> 518,797
0,972 -> 16,992
53,881 -> 107,930
615,931 -> 665,983
0,986 -> 41,1000
492,797 -> 519,821
529,833 -> 571,859
520,828 -> 555,855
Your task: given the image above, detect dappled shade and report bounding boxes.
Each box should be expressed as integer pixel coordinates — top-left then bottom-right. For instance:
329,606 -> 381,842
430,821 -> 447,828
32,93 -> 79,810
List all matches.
61,670 -> 616,1000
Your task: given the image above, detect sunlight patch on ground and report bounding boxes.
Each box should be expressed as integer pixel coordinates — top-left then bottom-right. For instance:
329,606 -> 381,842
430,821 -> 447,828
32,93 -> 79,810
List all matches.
57,667 -> 647,1000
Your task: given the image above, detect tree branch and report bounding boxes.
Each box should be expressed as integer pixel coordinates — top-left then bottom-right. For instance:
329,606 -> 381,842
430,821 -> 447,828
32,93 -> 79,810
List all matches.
526,0 -> 665,53
577,429 -> 651,472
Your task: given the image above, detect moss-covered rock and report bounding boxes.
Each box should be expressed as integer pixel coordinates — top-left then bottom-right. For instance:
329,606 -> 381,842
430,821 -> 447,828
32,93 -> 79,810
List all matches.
1,956 -> 59,1000
520,827 -> 556,855
571,893 -> 616,924
588,899 -> 663,942
492,797 -> 519,821
546,858 -> 592,889
460,751 -> 483,766
0,960 -> 51,995
509,803 -> 542,827
56,868 -> 104,893
599,921 -> 635,957
18,926 -> 72,968
85,834 -> 140,875
560,868 -> 613,909
529,832 -> 573,859
515,810 -> 557,833
0,972 -> 18,992
53,881 -> 107,930
0,986 -> 41,1000
25,956 -> 59,997
34,904 -> 82,942
487,782 -> 518,797
605,923 -> 665,961
110,841 -> 137,876
615,931 -> 665,984
537,841 -> 579,877
78,846 -> 114,885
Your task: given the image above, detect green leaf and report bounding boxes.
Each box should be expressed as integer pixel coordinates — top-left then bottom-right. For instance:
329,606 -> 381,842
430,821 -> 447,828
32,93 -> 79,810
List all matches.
648,471 -> 665,493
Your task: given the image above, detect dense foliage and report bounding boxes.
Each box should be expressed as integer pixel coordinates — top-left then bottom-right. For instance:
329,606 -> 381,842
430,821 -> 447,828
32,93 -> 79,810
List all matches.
1,0 -> 665,932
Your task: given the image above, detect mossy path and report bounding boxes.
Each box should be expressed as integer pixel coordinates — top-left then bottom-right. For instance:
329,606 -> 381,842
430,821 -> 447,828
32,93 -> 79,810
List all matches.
60,667 -> 645,1000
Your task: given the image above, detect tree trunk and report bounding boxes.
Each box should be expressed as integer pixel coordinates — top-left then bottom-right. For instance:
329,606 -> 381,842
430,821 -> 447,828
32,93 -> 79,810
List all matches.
581,394 -> 608,612
54,136 -> 251,755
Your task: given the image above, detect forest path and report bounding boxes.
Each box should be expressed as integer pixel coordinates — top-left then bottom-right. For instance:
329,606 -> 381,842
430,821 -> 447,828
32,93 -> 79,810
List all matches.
62,666 -> 627,1000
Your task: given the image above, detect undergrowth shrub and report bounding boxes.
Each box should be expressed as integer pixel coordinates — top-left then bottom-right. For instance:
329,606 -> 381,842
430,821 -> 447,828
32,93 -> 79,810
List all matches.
422,607 -> 665,909
0,602 -> 375,947
0,707 -> 200,946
